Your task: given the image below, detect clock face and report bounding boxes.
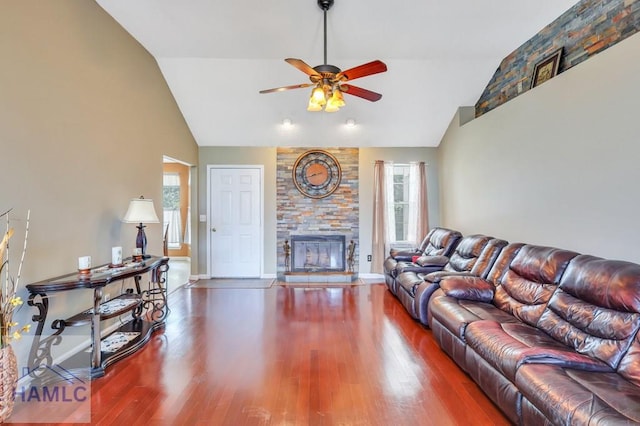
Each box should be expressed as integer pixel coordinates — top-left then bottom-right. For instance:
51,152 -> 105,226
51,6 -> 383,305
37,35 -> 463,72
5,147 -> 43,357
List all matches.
293,150 -> 342,199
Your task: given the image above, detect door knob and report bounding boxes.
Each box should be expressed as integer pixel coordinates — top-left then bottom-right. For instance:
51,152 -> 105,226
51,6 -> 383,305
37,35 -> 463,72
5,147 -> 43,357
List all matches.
212,227 -> 217,232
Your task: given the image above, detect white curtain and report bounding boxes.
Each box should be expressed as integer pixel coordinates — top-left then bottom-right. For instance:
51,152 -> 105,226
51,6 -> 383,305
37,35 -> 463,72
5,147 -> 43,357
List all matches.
416,162 -> 429,243
384,162 -> 396,244
165,209 -> 182,248
407,162 -> 428,246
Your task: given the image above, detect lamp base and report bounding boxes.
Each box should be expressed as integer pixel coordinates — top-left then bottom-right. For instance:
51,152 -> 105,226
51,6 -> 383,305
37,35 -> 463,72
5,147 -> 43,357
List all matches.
136,223 -> 150,258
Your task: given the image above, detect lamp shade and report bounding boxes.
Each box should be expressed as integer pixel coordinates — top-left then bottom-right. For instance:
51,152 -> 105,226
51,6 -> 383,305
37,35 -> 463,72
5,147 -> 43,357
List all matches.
122,197 -> 160,223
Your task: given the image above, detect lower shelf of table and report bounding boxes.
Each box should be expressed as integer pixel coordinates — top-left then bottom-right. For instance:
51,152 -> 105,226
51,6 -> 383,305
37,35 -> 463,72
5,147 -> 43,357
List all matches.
92,319 -> 165,378
31,319 -> 165,384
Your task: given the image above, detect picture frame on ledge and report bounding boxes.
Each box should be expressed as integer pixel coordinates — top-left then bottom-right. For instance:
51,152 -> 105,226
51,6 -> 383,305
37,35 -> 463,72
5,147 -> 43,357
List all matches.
530,47 -> 563,89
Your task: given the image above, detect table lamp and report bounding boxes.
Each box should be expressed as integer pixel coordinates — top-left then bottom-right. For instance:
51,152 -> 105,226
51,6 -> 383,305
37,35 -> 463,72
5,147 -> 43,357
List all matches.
123,196 -> 160,259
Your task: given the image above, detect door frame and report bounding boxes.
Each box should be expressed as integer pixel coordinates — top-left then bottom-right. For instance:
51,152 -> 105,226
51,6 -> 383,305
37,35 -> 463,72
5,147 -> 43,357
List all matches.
206,165 -> 265,278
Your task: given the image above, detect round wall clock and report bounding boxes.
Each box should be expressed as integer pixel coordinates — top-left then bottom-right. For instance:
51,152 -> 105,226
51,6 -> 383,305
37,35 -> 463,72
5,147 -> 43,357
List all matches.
292,150 -> 342,199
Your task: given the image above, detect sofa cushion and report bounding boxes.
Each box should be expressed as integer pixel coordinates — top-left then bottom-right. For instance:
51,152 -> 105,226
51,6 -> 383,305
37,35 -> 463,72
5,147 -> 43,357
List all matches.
537,255 -> 640,370
493,245 -> 579,327
465,320 -> 611,382
429,295 -> 520,340
517,364 -> 640,425
396,271 -> 424,296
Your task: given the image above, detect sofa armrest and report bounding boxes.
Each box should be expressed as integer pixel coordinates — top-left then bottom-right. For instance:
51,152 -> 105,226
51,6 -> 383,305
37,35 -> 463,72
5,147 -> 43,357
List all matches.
439,276 -> 494,302
422,270 -> 474,284
416,255 -> 449,267
389,247 -> 420,261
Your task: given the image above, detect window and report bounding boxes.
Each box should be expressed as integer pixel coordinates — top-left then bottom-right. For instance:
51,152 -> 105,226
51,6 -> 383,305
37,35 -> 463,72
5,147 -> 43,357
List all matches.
385,163 -> 424,245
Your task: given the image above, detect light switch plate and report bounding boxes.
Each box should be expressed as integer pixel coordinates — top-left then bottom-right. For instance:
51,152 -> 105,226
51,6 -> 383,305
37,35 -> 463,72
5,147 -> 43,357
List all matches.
199,214 -> 207,223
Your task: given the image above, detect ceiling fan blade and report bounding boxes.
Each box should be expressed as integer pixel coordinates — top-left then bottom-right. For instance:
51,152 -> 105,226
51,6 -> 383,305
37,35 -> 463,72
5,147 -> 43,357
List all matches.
285,58 -> 322,78
340,84 -> 383,102
336,60 -> 387,82
259,83 -> 314,94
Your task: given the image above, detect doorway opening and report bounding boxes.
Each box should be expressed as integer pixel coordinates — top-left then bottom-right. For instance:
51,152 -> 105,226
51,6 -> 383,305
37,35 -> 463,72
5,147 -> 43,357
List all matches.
163,157 -> 191,258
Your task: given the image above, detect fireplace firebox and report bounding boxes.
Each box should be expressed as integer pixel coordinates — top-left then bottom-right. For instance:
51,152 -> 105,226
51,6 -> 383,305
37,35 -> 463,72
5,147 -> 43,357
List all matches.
290,235 -> 345,273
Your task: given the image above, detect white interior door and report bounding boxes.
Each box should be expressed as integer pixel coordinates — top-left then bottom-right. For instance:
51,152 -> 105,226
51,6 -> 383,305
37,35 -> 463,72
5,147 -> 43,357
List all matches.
209,167 -> 262,278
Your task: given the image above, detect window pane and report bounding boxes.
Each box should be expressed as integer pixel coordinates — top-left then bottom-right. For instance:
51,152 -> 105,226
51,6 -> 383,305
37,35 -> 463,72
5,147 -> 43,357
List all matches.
163,173 -> 180,210
391,165 -> 410,241
395,204 -> 409,241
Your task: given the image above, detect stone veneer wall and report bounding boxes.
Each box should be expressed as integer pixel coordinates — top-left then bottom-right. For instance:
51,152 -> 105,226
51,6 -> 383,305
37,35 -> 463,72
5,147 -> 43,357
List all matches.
476,0 -> 640,117
276,147 -> 359,277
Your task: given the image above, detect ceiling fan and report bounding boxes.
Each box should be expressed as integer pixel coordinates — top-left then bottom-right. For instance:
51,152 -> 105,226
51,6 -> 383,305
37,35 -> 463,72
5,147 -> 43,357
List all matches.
259,0 -> 387,112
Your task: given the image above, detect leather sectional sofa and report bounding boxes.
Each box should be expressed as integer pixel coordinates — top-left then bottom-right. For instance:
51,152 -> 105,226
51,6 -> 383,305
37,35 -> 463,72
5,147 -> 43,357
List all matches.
384,232 -> 640,425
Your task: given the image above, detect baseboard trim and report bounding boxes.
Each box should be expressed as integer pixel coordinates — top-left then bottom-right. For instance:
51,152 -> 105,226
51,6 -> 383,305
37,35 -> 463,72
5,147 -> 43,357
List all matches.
195,274 -> 277,280
358,273 -> 385,280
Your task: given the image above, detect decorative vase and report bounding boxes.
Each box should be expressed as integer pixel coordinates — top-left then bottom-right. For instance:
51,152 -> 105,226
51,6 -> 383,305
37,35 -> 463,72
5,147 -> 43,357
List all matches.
0,344 -> 18,422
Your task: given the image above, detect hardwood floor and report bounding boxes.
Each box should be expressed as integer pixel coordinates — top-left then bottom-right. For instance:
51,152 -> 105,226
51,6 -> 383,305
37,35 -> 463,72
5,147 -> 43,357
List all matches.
12,283 -> 509,425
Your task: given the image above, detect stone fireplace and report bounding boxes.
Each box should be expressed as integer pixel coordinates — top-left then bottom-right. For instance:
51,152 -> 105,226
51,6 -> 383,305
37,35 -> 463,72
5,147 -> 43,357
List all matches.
276,147 -> 359,281
291,235 -> 345,273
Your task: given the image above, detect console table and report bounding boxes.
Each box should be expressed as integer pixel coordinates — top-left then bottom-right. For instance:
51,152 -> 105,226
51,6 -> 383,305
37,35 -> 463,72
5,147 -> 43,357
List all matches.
26,256 -> 169,380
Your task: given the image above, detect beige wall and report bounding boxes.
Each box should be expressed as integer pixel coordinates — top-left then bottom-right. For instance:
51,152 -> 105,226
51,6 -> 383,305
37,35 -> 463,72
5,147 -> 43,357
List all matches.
438,32 -> 640,263
1,1 -> 197,362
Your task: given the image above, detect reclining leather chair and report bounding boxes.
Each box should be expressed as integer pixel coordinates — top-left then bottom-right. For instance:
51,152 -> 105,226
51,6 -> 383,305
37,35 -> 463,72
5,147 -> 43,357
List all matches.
383,227 -> 462,294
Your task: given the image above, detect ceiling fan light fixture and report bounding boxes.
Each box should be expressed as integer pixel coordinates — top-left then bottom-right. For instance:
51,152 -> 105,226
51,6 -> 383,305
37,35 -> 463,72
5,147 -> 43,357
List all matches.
325,88 -> 343,112
329,88 -> 345,107
311,85 -> 327,106
324,102 -> 339,113
307,97 -> 323,111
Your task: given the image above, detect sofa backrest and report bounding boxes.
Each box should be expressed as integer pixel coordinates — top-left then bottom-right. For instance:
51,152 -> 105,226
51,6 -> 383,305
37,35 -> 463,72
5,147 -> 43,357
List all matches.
420,227 -> 462,257
442,235 -> 507,278
538,255 -> 640,370
469,238 -> 509,279
442,234 -> 490,273
485,242 -> 525,283
492,245 -> 579,327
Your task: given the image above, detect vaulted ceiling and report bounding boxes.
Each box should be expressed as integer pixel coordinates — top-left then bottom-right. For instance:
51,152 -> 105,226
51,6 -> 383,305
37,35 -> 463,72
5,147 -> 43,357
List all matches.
96,0 -> 577,147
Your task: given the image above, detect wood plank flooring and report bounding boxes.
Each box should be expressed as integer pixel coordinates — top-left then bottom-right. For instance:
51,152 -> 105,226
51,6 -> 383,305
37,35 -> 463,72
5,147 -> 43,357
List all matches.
11,283 -> 509,425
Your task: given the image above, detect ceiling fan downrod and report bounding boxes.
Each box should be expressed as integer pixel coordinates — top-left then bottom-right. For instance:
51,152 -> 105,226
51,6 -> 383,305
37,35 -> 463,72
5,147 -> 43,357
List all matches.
318,0 -> 334,66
